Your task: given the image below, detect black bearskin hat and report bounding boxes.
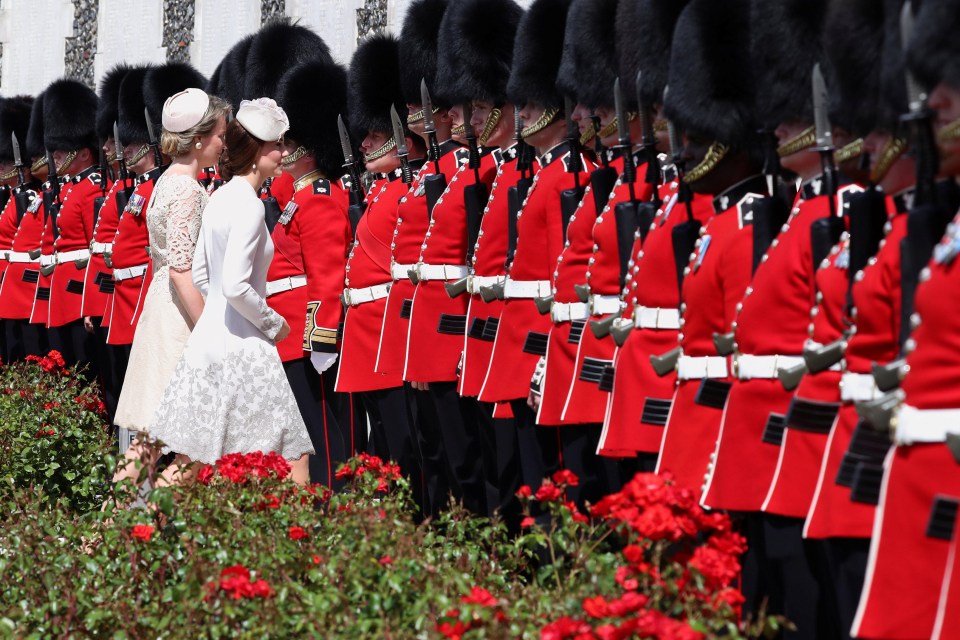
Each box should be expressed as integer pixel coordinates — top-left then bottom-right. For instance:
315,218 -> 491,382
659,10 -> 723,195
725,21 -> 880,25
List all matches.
556,0 -> 619,109
619,0 -> 690,108
0,96 -> 35,162
43,79 -> 99,152
663,0 -> 758,147
26,92 -> 45,159
96,63 -> 133,141
822,0 -> 885,136
209,34 -> 255,109
398,0 -> 449,107
507,0 -> 574,109
144,62 -> 208,134
908,0 -> 960,91
750,0 -> 829,129
877,0 -> 909,132
276,60 -> 348,179
348,33 -> 406,134
244,19 -> 332,102
117,65 -> 152,145
435,0 -> 523,105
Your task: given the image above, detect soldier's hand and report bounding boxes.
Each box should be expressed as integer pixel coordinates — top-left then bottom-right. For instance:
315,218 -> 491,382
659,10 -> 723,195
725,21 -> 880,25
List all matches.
276,319 -> 291,342
83,316 -> 95,333
412,381 -> 431,392
527,390 -> 541,412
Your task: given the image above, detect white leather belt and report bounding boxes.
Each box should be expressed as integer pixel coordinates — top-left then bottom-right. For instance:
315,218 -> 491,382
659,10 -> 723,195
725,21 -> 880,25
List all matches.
414,263 -> 469,281
895,404 -> 960,445
467,275 -> 504,295
634,306 -> 681,330
551,301 -> 589,322
5,251 -> 37,263
55,248 -> 91,264
735,353 -> 804,380
266,274 -> 307,296
343,282 -> 391,306
391,263 -> 416,281
113,264 -> 148,281
39,255 -> 56,267
90,241 -> 113,254
590,294 -> 622,315
677,355 -> 729,380
503,278 -> 551,299
840,372 -> 882,403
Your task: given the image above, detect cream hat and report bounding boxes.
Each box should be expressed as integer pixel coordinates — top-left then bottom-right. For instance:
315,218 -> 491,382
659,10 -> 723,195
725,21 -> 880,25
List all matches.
235,98 -> 290,142
161,88 -> 210,133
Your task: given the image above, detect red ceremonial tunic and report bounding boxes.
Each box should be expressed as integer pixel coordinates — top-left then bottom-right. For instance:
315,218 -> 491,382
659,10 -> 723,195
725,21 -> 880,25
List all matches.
376,141 -> 462,376
656,177 -> 766,498
480,141 -> 591,403
48,166 -> 102,327
459,146 -> 530,397
601,185 -> 716,456
405,147 -> 496,383
0,187 -> 19,286
30,179 -> 67,326
337,171 -> 413,392
106,168 -> 161,345
80,178 -> 118,320
702,181 -> 841,512
0,183 -> 44,320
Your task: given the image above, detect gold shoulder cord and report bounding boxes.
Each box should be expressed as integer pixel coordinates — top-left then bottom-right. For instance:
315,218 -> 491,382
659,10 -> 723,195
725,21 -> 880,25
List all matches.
294,169 -> 325,193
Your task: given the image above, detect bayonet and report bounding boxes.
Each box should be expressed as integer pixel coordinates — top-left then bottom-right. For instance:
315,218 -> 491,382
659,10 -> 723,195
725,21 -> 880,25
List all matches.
901,3 -> 926,116
812,63 -> 839,216
664,86 -> 695,221
144,107 -> 162,167
614,78 -> 638,203
11,132 -> 25,186
900,0 -> 938,206
337,114 -> 356,167
113,121 -> 129,185
421,78 -> 441,172
637,71 -> 661,201
563,96 -> 582,187
390,105 -> 413,184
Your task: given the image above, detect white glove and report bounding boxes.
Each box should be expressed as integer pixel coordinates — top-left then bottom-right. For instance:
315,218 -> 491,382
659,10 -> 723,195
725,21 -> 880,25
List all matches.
310,352 -> 338,374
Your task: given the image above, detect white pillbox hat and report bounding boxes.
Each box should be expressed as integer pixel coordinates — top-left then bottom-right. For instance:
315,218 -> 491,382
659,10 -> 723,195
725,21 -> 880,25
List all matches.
161,87 -> 211,133
236,98 -> 290,142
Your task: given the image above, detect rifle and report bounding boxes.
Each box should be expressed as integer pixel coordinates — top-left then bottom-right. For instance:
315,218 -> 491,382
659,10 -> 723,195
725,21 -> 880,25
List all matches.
144,107 -> 163,169
11,132 -> 32,224
450,102 -> 491,299
338,114 -> 366,236
421,79 -> 448,217
559,96 -> 585,236
113,122 -> 135,214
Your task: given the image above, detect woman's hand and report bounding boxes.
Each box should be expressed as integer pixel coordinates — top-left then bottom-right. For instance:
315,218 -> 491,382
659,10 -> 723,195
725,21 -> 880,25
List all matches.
275,319 -> 291,342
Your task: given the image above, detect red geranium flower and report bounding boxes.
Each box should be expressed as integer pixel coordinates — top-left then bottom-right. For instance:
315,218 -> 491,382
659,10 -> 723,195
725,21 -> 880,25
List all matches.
520,516 -> 536,529
131,524 -> 154,542
535,482 -> 563,502
460,586 -> 497,607
288,526 -> 308,541
552,468 -> 580,487
379,555 -> 393,566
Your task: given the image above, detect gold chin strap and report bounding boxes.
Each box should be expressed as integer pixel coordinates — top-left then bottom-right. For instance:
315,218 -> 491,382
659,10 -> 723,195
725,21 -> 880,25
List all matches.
56,150 -> 78,177
294,168 -> 325,193
835,138 -> 865,164
451,123 -> 466,137
364,137 -> 396,162
938,118 -> 960,145
282,145 -> 308,166
599,116 -> 622,140
579,123 -> 596,146
30,156 -> 46,173
124,144 -> 151,169
776,125 -> 817,158
105,151 -> 118,164
477,108 -> 502,146
406,106 -> 440,126
520,107 -> 560,140
653,117 -> 668,133
684,141 -> 729,184
870,136 -> 908,183
0,167 -> 17,181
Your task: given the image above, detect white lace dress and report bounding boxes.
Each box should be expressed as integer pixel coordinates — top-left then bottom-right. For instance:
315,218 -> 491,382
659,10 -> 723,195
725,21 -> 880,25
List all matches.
115,173 -> 207,433
148,177 -> 314,463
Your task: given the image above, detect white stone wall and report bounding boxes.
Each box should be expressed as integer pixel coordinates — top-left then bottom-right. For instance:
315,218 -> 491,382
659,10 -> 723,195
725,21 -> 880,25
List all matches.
0,0 -> 74,95
287,0 -> 365,66
189,0 -> 261,77
94,0 -> 166,82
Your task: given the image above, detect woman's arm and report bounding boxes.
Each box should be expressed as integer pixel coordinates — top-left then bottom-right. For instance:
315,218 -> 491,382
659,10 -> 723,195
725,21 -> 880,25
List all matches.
165,179 -> 208,328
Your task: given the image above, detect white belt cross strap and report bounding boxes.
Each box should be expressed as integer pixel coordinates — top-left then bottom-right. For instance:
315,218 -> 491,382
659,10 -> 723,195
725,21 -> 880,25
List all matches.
414,263 -> 469,281
735,353 -> 804,380
895,404 -> 960,445
503,278 -> 551,299
113,264 -> 148,281
840,372 -> 883,403
39,254 -> 56,267
343,282 -> 391,306
467,275 -> 504,295
634,306 -> 681,330
677,355 -> 729,380
90,241 -> 113,254
391,263 -> 416,281
55,248 -> 91,264
590,294 -> 623,315
5,251 -> 38,263
266,274 -> 307,296
551,301 -> 589,323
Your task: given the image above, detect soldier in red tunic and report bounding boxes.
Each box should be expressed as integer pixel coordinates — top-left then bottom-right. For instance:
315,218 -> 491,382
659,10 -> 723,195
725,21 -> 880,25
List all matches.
38,80 -> 102,373
338,32 -> 428,506
0,96 -> 36,362
272,59 -> 357,489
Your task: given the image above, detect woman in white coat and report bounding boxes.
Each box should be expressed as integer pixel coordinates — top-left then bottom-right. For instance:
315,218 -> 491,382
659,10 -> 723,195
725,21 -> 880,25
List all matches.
150,98 -> 314,482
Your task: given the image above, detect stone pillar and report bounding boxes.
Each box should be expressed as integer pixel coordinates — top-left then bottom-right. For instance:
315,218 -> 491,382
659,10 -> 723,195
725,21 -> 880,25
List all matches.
95,0 -> 166,84
190,0 -> 261,76
0,0 -> 73,94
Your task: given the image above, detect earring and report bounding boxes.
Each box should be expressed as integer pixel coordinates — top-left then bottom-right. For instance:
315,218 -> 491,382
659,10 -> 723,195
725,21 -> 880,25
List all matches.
195,142 -> 202,150
252,164 -> 257,171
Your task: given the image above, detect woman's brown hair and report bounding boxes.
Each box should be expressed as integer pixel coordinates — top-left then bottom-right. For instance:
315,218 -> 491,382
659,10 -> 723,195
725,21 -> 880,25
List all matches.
159,94 -> 232,158
220,118 -> 263,180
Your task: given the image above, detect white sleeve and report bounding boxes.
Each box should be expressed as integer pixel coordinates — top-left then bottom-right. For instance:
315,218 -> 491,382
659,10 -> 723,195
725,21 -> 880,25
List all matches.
221,201 -> 284,340
191,227 -> 209,297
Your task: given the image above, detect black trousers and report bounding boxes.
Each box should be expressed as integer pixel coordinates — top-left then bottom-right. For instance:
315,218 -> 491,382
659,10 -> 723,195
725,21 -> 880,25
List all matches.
427,381 -> 488,515
48,319 -> 99,383
283,357 -> 352,490
406,383 -> 451,518
822,537 -> 870,639
361,386 -> 424,510
103,342 -> 131,427
555,422 -> 621,511
4,318 -> 49,362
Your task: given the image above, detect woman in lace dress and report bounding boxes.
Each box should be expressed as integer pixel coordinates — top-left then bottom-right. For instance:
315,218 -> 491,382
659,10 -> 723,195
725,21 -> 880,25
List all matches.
113,89 -> 231,483
149,99 -> 314,478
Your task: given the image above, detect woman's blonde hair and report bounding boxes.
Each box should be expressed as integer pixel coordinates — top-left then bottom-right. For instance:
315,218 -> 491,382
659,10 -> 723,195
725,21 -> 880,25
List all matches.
159,94 -> 232,158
